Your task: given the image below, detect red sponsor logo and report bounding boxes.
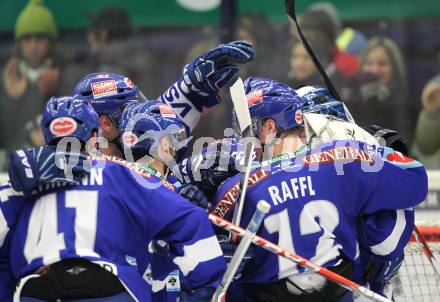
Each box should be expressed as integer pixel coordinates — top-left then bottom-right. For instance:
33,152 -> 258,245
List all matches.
49,117 -> 77,137
158,104 -> 176,117
122,132 -> 138,146
91,80 -> 117,97
124,77 -> 135,88
246,89 -> 263,106
303,147 -> 373,165
295,110 -> 303,124
386,151 -> 414,163
211,170 -> 269,218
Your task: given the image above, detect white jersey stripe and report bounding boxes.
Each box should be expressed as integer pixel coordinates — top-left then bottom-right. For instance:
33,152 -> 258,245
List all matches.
370,210 -> 406,256
173,235 -> 223,276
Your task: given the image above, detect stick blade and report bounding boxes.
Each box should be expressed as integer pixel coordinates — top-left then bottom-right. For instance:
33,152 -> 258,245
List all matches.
230,78 -> 252,133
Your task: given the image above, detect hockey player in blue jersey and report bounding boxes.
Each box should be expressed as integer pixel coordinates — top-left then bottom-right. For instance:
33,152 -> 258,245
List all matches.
72,40 -> 254,158
209,78 -> 428,302
7,76 -> 421,301
7,40 -> 255,195
0,96 -> 226,302
349,126 -> 416,301
118,100 -> 222,302
118,100 -> 189,188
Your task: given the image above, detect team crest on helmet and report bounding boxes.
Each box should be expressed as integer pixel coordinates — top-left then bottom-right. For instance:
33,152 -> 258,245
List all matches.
246,89 -> 263,106
122,131 -> 139,146
49,117 -> 78,137
91,80 -> 118,98
295,110 -> 303,125
158,104 -> 176,118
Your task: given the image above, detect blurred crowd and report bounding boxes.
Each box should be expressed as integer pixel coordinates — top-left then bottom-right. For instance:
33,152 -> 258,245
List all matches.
1,0 -> 440,169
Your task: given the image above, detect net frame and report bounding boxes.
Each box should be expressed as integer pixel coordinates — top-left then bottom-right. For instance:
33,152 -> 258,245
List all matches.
391,222 -> 440,302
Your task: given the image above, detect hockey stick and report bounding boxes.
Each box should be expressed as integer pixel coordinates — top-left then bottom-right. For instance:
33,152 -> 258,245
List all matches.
284,0 -> 341,100
212,200 -> 271,302
229,78 -> 256,232
208,213 -> 394,302
412,225 -> 440,280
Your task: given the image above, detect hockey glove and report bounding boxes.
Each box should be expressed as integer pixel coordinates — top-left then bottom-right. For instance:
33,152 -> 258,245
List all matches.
177,140 -> 240,199
183,40 -> 255,108
178,184 -> 211,211
217,235 -> 254,281
362,124 -> 408,156
8,146 -> 87,195
363,252 -> 404,295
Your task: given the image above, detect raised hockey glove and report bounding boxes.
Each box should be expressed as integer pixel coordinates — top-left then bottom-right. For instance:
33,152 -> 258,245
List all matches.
183,40 -> 255,108
178,183 -> 211,211
8,146 -> 87,195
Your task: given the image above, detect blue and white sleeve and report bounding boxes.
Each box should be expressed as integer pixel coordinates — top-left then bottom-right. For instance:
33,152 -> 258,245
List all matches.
147,186 -> 226,289
159,80 -> 203,134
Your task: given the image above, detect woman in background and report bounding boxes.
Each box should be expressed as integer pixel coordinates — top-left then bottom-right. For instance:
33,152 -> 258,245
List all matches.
286,30 -> 346,91
346,37 -> 412,142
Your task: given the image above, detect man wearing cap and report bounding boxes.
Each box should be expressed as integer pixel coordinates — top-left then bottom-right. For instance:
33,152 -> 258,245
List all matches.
0,0 -> 60,162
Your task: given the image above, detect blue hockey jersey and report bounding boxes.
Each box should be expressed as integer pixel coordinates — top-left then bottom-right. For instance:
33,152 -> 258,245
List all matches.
353,208 -> 415,296
0,157 -> 226,302
212,140 -> 427,284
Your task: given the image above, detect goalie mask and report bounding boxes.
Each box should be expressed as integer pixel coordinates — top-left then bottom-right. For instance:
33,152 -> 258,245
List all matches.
119,100 -> 189,163
296,86 -> 355,123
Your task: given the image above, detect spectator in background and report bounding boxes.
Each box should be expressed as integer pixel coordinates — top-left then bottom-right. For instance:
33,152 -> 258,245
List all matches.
238,12 -> 289,81
346,37 -> 412,142
297,7 -> 359,79
307,1 -> 368,56
285,30 -> 346,91
413,75 -> 440,169
0,0 -> 59,160
84,6 -> 157,95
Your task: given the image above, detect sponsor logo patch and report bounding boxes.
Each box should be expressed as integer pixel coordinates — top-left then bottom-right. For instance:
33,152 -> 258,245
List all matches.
122,132 -> 138,146
166,270 -> 180,292
386,151 -> 414,163
295,110 -> 303,124
212,170 -> 269,218
49,117 -> 77,137
91,80 -> 118,98
303,147 -> 373,165
246,89 -> 263,106
158,104 -> 176,118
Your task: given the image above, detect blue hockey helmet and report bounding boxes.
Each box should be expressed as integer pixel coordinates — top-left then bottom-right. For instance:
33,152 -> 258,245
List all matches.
41,96 -> 99,145
296,86 -> 355,123
119,100 -> 188,163
243,77 -> 303,135
72,72 -> 146,125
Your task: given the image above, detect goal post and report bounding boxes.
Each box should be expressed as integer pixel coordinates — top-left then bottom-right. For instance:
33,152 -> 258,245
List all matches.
391,222 -> 440,301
